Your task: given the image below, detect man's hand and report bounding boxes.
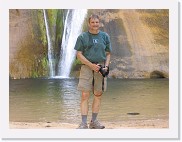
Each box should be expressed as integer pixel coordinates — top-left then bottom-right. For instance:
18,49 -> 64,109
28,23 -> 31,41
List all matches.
89,63 -> 101,72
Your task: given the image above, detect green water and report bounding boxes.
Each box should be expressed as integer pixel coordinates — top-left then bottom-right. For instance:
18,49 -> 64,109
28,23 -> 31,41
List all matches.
9,78 -> 169,124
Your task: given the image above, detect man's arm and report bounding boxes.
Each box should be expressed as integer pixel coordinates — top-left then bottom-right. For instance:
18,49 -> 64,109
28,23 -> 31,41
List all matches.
105,52 -> 111,67
76,51 -> 100,72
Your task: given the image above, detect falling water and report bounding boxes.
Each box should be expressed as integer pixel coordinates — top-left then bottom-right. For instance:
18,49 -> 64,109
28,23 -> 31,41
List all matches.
43,9 -> 55,77
57,9 -> 87,78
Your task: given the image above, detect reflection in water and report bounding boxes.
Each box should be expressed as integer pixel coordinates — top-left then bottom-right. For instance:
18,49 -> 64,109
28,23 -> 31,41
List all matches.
9,79 -> 168,124
39,79 -> 80,123
58,79 -> 80,123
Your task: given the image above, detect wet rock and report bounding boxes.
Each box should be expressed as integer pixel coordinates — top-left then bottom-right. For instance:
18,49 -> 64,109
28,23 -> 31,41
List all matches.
127,112 -> 140,115
150,70 -> 168,78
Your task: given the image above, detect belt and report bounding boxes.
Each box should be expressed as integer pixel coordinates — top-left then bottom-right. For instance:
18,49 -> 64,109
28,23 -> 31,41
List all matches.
82,61 -> 105,66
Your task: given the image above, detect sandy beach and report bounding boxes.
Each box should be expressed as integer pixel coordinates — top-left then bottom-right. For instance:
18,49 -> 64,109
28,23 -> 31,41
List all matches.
10,119 -> 168,129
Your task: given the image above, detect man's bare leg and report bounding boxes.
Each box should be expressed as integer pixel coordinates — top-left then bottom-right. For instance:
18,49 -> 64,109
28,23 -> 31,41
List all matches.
81,91 -> 90,124
92,91 -> 102,113
89,91 -> 105,129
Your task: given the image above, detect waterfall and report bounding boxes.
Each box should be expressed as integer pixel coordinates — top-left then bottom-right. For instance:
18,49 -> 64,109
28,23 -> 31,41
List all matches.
43,9 -> 55,77
57,9 -> 87,78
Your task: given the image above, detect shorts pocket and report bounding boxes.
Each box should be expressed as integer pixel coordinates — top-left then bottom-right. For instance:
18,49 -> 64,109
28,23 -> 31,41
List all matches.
79,65 -> 92,79
78,65 -> 93,91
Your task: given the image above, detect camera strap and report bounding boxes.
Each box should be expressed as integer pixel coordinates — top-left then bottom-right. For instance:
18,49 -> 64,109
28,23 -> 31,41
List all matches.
102,61 -> 105,92
101,62 -> 105,92
102,77 -> 104,92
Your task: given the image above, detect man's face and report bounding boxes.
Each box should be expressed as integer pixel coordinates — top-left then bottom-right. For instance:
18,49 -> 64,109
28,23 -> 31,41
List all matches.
88,18 -> 100,31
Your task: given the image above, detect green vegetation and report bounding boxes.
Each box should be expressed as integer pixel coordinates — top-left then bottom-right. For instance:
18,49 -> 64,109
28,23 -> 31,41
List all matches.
71,58 -> 82,71
31,72 -> 39,78
45,9 -> 65,72
55,10 -> 64,61
47,10 -> 58,28
37,10 -> 47,46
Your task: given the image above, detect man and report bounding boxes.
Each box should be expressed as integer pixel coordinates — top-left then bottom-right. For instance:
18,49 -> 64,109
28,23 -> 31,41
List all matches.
74,14 -> 112,129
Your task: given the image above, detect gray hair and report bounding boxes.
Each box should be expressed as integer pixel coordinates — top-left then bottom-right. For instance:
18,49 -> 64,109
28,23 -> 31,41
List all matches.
88,14 -> 100,23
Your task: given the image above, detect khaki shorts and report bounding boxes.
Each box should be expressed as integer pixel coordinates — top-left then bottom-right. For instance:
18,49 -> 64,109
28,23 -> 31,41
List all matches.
77,65 -> 107,92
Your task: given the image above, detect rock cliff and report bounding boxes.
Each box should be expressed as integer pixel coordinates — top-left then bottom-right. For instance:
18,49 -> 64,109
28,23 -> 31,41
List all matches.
9,9 -> 169,79
95,9 -> 168,78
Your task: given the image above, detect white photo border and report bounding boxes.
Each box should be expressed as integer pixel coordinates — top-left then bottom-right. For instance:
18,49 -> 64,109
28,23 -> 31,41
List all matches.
0,0 -> 179,139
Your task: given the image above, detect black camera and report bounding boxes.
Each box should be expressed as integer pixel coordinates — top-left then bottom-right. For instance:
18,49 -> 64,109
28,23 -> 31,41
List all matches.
98,65 -> 109,77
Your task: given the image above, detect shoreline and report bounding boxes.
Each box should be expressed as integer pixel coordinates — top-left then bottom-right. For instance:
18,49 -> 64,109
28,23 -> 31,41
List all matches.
10,119 -> 168,129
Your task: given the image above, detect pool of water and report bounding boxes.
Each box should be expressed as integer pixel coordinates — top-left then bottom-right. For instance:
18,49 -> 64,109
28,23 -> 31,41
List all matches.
9,78 -> 169,124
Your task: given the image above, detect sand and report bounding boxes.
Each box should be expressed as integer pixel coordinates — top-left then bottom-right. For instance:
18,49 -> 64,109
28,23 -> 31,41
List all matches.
10,119 -> 168,129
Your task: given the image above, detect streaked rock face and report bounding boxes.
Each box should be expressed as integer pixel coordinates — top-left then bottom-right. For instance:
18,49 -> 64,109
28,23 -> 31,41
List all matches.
9,9 -> 49,79
97,9 -> 168,78
9,9 -> 169,79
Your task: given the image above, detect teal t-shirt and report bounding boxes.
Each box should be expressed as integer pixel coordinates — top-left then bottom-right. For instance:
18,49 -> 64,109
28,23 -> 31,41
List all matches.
74,31 -> 112,63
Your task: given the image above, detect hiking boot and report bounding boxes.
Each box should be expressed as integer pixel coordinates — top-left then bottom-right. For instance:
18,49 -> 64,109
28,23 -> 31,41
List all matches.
89,120 -> 105,129
77,122 -> 88,129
